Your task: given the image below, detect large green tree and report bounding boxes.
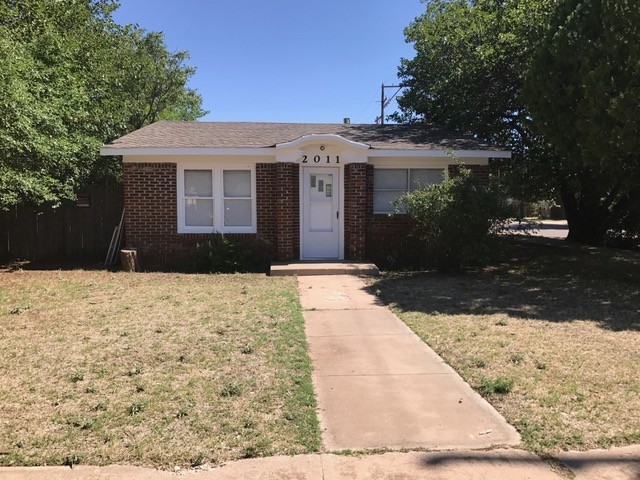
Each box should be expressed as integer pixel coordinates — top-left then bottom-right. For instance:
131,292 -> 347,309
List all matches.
525,0 -> 640,244
394,0 -> 555,202
395,0 -> 639,245
0,0 -> 207,210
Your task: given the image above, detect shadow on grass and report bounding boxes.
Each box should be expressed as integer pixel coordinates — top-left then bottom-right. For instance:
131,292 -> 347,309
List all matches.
369,237 -> 640,332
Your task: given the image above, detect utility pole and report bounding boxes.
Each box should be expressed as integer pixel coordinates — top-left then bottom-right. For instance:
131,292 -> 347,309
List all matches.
376,83 -> 402,124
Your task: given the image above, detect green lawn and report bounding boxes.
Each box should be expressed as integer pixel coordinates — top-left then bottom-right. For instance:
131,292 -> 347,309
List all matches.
368,238 -> 640,454
0,270 -> 320,468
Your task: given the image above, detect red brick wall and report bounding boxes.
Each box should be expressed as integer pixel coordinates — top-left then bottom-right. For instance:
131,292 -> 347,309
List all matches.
364,164 -> 490,267
124,163 -> 177,261
344,163 -> 367,260
124,161 -> 490,269
275,162 -> 299,261
256,163 -> 277,249
123,162 -> 277,270
364,165 -> 418,266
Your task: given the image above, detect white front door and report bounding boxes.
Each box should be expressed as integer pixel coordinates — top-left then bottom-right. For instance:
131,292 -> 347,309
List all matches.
301,167 -> 340,259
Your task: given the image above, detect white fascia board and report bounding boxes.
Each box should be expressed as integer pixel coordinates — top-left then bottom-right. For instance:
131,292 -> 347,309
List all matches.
276,134 -> 370,150
99,147 -> 275,156
100,146 -> 512,159
367,149 -> 511,158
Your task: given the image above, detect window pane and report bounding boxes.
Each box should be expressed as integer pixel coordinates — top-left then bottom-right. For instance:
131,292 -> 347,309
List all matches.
374,191 -> 403,213
185,170 -> 212,197
224,170 -> 251,198
185,198 -> 213,226
224,199 -> 252,226
410,169 -> 444,190
374,169 -> 407,190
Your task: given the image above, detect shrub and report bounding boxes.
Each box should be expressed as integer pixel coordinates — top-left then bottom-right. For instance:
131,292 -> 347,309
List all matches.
193,234 -> 269,273
394,167 -> 510,272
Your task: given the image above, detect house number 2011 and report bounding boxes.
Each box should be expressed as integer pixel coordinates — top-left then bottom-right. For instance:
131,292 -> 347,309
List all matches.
301,155 -> 340,164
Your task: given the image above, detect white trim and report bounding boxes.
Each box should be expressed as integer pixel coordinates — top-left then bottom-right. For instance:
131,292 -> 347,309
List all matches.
176,162 -> 257,234
339,165 -> 345,260
276,134 -> 370,150
367,149 -> 511,158
101,147 -> 275,156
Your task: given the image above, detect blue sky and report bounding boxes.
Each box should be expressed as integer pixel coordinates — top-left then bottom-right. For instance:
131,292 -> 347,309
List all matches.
112,1 -> 424,124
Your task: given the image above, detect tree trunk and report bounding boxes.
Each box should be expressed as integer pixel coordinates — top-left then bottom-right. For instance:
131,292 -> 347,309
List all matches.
560,180 -> 607,245
120,249 -> 139,272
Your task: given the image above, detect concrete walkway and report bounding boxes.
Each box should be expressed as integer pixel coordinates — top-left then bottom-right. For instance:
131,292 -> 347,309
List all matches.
299,274 -> 520,451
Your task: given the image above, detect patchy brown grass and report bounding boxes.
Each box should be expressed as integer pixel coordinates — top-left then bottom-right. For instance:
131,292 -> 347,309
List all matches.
0,270 -> 319,468
368,238 -> 640,454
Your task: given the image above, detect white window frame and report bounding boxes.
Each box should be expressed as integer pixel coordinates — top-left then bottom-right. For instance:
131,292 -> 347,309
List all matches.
177,162 -> 257,234
373,167 -> 446,214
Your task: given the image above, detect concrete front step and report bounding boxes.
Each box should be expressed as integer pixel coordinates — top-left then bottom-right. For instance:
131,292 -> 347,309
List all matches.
270,261 -> 379,276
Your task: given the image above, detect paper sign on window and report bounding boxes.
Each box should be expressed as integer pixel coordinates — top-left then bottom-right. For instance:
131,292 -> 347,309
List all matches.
325,184 -> 332,197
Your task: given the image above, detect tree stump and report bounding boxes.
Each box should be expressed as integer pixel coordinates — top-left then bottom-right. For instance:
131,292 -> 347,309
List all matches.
120,249 -> 139,272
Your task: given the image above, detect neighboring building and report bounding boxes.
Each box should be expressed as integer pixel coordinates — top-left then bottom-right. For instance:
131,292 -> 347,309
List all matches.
100,121 -> 510,268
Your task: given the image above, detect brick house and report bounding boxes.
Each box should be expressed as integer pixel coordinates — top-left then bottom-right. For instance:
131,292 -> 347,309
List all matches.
100,121 -> 510,269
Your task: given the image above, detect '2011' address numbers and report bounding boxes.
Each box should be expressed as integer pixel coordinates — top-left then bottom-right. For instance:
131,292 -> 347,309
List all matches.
301,155 -> 340,164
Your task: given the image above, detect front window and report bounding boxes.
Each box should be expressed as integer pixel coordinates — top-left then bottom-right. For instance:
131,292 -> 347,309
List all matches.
184,170 -> 214,226
223,170 -> 252,226
179,166 -> 255,233
373,168 -> 444,213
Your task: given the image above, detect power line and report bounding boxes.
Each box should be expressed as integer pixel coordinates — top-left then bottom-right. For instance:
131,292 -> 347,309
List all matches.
375,83 -> 404,124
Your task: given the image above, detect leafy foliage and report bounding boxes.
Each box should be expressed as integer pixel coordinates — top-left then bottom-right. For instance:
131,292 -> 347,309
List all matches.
193,235 -> 270,274
394,0 -> 556,202
525,0 -> 640,244
0,0 -> 208,210
394,168 -> 510,272
395,0 -> 640,246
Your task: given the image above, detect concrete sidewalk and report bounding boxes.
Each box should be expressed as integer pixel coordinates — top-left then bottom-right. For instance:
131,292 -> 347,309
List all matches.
0,450 -> 564,480
4,446 -> 639,479
299,275 -> 520,451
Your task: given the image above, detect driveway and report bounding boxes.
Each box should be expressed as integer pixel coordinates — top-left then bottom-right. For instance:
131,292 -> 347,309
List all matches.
509,219 -> 569,239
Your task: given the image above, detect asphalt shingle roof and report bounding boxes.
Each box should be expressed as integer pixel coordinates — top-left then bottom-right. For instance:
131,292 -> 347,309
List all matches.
103,121 -> 505,151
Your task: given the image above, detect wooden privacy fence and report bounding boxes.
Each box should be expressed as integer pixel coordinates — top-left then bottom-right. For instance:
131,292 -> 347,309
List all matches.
0,185 -> 124,263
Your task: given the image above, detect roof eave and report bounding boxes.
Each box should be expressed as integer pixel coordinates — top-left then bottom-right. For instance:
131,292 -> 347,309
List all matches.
99,146 -> 277,156
100,146 -> 511,158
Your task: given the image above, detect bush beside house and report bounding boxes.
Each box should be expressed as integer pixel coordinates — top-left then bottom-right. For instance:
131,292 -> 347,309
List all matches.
395,168 -> 510,272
